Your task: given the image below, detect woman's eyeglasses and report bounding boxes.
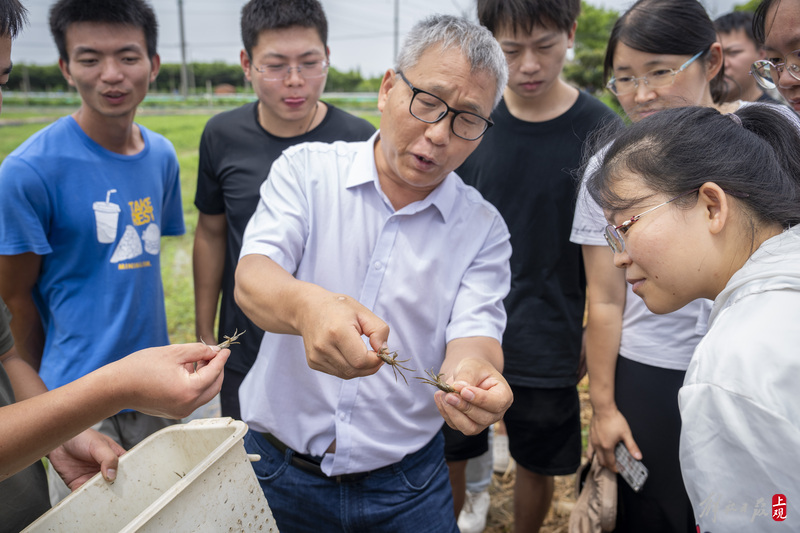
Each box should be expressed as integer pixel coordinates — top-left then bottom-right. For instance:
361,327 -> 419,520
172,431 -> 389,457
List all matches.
604,189 -> 699,253
606,51 -> 704,96
751,49 -> 800,90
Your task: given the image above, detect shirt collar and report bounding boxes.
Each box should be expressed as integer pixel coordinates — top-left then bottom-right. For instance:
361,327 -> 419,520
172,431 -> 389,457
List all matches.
346,130 -> 457,223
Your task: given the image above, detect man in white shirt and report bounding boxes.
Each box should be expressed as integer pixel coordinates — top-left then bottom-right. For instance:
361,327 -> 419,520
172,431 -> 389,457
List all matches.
235,14 -> 513,532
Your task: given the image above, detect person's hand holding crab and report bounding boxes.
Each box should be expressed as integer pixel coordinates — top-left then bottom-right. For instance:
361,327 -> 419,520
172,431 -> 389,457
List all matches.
424,337 -> 513,436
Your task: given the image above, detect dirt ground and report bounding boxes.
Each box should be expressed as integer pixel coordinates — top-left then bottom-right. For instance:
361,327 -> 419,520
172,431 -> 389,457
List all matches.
483,381 -> 591,533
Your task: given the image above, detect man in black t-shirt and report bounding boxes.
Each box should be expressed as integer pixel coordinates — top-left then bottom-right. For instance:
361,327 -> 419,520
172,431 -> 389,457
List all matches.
193,0 -> 375,419
454,1 -> 620,531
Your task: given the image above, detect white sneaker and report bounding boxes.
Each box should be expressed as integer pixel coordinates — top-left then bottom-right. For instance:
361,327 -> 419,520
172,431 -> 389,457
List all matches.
457,490 -> 490,533
492,433 -> 511,474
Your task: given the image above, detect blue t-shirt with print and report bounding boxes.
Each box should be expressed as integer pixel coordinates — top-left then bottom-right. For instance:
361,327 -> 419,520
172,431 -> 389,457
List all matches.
0,116 -> 184,389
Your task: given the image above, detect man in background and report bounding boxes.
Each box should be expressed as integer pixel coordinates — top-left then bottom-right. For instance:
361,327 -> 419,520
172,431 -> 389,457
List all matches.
235,14 -> 513,531
457,1 -> 620,531
0,3 -> 228,528
193,0 -> 375,419
715,11 -> 781,104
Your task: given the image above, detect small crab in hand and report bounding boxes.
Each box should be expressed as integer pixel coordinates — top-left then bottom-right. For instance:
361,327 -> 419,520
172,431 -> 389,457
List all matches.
377,347 -> 415,385
415,368 -> 457,393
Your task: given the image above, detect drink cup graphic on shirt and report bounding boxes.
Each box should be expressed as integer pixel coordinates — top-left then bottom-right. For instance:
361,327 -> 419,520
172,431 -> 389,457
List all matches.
93,189 -> 121,243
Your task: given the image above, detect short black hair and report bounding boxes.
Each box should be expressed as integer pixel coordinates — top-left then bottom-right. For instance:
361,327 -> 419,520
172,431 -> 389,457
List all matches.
588,105 -> 800,229
714,11 -> 756,43
753,0 -> 780,44
477,0 -> 580,36
49,0 -> 158,63
604,0 -> 727,104
0,0 -> 28,39
240,0 -> 328,59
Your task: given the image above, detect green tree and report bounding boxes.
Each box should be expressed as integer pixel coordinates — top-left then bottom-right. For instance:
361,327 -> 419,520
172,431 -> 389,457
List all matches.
734,0 -> 761,12
325,67 -> 381,93
6,64 -> 68,92
563,1 -> 619,94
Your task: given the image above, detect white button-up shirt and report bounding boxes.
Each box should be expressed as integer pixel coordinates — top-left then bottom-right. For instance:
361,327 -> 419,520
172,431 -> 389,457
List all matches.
239,132 -> 511,475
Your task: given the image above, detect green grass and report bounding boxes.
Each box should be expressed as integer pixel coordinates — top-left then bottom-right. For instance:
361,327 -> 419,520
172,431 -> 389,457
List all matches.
0,106 -> 380,344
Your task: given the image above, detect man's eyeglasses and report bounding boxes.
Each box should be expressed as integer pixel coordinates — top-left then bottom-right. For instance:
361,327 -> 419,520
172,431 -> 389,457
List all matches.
253,59 -> 329,81
396,71 -> 493,141
604,189 -> 699,253
751,49 -> 800,89
606,51 -> 704,96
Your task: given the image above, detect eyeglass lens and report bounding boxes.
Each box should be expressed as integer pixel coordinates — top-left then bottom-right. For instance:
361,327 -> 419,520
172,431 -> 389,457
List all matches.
752,50 -> 800,89
608,51 -> 703,96
604,226 -> 624,254
259,61 -> 328,81
409,92 -> 488,140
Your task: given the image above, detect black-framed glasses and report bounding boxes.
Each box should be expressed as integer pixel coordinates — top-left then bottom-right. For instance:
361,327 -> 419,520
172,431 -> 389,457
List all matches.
604,189 -> 699,253
751,49 -> 800,89
396,71 -> 493,141
606,51 -> 704,96
253,59 -> 329,81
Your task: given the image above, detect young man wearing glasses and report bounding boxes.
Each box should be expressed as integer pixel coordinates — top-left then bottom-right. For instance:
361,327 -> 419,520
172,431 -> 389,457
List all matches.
455,1 -> 620,532
234,15 -> 513,531
753,0 -> 800,114
193,0 -> 374,420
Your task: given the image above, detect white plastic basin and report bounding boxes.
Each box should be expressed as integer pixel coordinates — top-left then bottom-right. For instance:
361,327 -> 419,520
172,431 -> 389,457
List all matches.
24,417 -> 277,532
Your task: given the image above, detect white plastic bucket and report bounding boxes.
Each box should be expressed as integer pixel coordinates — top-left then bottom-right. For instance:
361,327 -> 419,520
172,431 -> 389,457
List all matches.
24,418 -> 277,532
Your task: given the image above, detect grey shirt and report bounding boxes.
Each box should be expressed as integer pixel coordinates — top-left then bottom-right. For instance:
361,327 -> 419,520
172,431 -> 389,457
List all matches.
0,298 -> 51,530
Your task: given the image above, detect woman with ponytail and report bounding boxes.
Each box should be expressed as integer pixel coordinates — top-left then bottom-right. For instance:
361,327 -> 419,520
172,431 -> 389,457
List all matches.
586,103 -> 800,532
569,0 -> 794,530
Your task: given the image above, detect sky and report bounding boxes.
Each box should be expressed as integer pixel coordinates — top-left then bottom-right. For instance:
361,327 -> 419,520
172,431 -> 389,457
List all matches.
13,0 -> 745,79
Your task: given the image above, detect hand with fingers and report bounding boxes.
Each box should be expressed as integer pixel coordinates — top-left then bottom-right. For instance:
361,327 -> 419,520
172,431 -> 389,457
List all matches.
589,407 -> 642,472
432,357 -> 513,436
297,293 -> 389,380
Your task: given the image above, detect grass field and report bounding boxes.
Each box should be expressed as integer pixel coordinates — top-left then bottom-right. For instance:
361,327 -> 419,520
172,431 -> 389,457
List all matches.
0,105 -> 381,343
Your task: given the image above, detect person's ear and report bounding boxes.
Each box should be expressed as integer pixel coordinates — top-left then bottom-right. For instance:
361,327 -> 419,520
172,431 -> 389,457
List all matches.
705,42 -> 724,81
377,69 -> 396,114
149,53 -> 161,83
240,50 -> 253,82
698,182 -> 728,235
567,21 -> 577,48
58,57 -> 75,87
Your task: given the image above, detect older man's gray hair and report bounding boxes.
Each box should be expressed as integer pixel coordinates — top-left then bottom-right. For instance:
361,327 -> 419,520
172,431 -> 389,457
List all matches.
395,14 -> 508,109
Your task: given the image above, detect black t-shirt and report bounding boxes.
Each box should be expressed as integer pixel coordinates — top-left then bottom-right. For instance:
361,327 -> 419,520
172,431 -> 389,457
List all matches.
194,102 -> 375,375
0,300 -> 51,530
457,92 -> 620,387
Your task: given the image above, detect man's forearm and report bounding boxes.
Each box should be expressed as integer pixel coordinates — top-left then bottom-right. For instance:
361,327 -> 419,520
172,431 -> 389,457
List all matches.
5,297 -> 44,371
441,336 -> 504,377
0,362 -> 121,480
1,348 -> 48,401
193,214 -> 226,341
234,253 -> 311,335
0,253 -> 45,370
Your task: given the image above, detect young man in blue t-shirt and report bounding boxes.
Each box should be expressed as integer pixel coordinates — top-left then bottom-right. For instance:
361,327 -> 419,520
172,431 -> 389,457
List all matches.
455,1 -> 620,531
0,0 -> 184,455
192,0 -> 374,420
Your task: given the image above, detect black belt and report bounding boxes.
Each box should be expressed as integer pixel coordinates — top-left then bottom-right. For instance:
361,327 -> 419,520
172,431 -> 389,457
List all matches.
261,432 -> 375,483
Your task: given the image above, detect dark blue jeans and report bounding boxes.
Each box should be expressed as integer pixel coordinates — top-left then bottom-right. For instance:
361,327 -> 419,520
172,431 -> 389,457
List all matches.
245,429 -> 458,532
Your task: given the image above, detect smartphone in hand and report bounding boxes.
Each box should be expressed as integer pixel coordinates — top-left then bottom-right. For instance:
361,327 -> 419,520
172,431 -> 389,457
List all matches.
614,442 -> 649,492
